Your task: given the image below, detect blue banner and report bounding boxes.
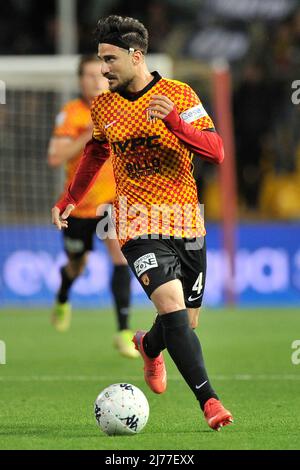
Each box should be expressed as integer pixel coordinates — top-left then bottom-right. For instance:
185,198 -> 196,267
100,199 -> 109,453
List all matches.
0,224 -> 299,307
206,223 -> 300,306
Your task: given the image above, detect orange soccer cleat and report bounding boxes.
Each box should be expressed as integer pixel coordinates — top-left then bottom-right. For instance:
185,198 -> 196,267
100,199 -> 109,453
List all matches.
204,398 -> 234,431
132,331 -> 167,394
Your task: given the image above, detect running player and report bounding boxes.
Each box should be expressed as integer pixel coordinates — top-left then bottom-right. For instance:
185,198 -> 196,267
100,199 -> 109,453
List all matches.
48,54 -> 138,358
52,17 -> 233,430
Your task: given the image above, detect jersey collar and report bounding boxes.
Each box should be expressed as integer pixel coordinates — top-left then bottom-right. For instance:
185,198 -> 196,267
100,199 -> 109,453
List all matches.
118,71 -> 162,102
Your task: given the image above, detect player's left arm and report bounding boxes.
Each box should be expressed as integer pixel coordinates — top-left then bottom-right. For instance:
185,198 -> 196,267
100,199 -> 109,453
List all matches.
149,92 -> 224,164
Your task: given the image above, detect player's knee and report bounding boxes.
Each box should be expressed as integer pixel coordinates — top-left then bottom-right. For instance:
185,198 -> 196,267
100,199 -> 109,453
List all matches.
151,280 -> 185,314
155,298 -> 186,315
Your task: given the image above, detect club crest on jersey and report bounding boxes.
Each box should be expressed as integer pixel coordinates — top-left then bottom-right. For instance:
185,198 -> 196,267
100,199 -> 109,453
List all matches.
134,253 -> 158,277
180,104 -> 208,124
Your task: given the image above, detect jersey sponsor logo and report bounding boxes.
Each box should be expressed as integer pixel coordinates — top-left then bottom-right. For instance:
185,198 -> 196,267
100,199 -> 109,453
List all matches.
180,104 -> 208,124
55,111 -> 66,126
111,136 -> 161,155
134,253 -> 158,277
126,157 -> 161,179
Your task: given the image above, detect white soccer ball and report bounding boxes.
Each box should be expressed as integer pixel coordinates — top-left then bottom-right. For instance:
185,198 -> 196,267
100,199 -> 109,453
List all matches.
94,383 -> 149,436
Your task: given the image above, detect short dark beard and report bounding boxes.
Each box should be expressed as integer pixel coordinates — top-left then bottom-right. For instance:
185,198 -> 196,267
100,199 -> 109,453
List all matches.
110,77 -> 134,94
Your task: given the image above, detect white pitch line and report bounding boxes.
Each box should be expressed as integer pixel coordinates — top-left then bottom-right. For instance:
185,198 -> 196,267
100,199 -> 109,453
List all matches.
0,374 -> 299,382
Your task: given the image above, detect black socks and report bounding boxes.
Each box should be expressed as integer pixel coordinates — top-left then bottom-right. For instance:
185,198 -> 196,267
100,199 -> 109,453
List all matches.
57,264 -> 131,332
111,265 -> 131,331
143,315 -> 166,358
57,266 -> 76,304
160,309 -> 218,409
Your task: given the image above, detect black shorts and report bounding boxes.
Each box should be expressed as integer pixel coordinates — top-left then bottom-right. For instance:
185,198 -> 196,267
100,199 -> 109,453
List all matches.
63,216 -> 100,258
122,236 -> 207,308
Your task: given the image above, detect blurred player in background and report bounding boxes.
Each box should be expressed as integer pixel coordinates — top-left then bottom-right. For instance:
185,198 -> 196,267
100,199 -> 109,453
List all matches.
52,17 -> 233,430
48,55 -> 138,359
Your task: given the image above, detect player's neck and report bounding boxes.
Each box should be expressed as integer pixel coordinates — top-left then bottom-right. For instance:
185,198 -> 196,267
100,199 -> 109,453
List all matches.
126,69 -> 154,94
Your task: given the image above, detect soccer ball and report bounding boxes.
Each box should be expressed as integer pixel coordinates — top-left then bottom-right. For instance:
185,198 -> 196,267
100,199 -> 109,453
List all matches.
94,383 -> 149,436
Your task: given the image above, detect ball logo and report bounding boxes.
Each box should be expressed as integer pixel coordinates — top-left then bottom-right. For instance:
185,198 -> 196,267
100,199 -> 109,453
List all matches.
120,384 -> 134,395
120,415 -> 139,432
95,404 -> 102,423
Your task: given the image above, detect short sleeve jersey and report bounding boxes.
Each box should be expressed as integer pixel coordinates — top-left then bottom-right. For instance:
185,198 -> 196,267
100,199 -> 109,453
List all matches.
54,98 -> 115,218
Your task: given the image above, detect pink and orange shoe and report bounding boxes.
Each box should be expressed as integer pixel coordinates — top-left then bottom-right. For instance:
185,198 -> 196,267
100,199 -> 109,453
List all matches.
133,331 -> 167,394
204,398 -> 234,431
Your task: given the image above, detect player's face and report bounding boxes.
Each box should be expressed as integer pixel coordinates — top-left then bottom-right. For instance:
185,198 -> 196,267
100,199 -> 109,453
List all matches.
98,44 -> 136,93
80,62 -> 109,100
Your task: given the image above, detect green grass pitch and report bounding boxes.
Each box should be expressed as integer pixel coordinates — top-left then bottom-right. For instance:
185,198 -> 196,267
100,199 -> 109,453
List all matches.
0,307 -> 299,450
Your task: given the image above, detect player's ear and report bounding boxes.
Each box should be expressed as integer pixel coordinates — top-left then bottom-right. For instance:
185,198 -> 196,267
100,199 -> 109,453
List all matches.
132,50 -> 143,66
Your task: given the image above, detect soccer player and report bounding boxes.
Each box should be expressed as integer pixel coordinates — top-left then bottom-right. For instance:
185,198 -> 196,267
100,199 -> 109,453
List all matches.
48,54 -> 138,359
52,17 -> 234,430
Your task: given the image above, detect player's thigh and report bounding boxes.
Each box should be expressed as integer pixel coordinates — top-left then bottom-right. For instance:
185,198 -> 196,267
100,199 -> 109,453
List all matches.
122,237 -> 183,313
176,237 -> 207,310
150,279 -> 186,314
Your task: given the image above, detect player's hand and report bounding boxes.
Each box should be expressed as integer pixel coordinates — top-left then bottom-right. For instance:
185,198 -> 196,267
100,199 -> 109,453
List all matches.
149,95 -> 175,120
51,205 -> 75,231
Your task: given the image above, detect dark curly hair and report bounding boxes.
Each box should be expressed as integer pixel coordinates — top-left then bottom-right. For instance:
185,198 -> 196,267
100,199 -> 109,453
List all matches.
94,15 -> 149,55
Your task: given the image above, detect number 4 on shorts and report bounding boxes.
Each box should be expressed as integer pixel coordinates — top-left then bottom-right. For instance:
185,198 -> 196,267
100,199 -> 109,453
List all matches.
192,273 -> 203,295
